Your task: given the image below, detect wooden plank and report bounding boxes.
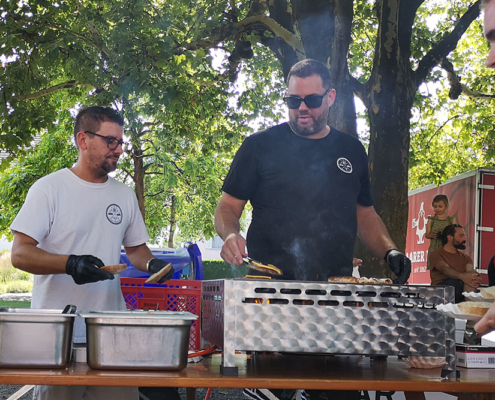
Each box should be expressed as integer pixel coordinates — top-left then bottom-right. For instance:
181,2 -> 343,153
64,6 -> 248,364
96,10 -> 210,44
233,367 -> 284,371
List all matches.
0,355 -> 493,394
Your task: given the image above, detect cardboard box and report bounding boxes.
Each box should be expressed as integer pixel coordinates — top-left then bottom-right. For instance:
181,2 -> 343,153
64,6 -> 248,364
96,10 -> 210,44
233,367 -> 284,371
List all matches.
455,319 -> 467,331
481,331 -> 495,346
456,344 -> 495,368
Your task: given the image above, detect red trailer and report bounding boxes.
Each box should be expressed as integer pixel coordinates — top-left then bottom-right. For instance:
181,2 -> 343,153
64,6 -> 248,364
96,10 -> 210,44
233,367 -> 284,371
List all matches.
406,168 -> 495,285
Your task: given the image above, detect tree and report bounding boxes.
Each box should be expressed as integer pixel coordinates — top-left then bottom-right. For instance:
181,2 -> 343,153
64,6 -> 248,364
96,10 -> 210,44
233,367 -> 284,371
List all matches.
0,0 -> 285,243
0,111 -> 78,239
217,0 -> 491,275
1,1 -> 494,275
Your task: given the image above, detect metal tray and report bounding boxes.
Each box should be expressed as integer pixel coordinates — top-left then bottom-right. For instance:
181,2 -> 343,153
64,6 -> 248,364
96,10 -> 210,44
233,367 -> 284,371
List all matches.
0,308 -> 76,368
80,310 -> 197,370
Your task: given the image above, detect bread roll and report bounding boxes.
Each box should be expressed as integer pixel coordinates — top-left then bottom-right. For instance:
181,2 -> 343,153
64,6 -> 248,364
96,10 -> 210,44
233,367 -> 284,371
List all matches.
328,276 -> 358,283
358,277 -> 378,284
480,286 -> 495,299
145,262 -> 172,283
457,301 -> 491,316
101,264 -> 127,274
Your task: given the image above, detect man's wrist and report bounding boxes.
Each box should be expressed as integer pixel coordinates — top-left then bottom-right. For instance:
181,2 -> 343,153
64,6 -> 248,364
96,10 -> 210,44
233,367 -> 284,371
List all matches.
146,258 -> 155,271
384,248 -> 399,261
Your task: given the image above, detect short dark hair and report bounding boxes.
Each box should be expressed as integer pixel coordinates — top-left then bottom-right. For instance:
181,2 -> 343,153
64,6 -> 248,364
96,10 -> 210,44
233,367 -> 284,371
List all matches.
287,59 -> 332,90
441,224 -> 463,245
73,106 -> 124,145
482,0 -> 493,10
432,194 -> 449,207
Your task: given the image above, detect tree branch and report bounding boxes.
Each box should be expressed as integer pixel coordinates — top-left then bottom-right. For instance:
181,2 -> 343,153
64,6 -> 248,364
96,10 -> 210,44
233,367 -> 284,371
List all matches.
441,58 -> 495,99
174,14 -> 303,55
351,76 -> 368,109
236,15 -> 304,54
415,1 -> 481,85
16,81 -> 95,100
398,1 -> 427,56
426,115 -> 461,147
13,15 -> 116,61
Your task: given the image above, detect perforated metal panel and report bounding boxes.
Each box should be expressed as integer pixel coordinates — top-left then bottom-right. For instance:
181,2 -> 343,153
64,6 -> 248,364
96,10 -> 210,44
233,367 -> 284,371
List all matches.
201,279 -> 456,377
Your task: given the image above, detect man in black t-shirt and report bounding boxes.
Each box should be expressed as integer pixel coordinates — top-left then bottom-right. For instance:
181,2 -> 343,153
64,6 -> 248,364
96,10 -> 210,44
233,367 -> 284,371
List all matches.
215,59 -> 411,400
215,59 -> 410,284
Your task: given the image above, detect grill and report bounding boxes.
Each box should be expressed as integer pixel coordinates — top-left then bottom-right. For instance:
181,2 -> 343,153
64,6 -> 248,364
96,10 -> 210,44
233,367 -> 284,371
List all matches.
201,279 -> 456,377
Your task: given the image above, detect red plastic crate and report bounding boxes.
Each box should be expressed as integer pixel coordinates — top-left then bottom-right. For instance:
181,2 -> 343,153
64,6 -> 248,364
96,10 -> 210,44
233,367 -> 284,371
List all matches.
120,278 -> 201,351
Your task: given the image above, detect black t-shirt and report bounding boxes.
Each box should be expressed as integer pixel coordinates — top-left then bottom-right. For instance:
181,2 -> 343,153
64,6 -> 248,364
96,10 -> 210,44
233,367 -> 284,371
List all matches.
222,123 -> 374,281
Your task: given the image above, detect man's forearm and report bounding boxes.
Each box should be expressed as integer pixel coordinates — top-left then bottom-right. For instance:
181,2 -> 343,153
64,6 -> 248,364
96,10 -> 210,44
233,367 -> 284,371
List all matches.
214,203 -> 242,240
357,207 -> 396,259
124,244 -> 154,272
435,264 -> 463,280
465,263 -> 476,273
11,242 -> 68,275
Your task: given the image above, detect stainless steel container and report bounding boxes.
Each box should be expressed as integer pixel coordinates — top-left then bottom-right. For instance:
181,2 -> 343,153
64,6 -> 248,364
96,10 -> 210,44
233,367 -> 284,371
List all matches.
80,310 -> 197,370
0,308 -> 76,368
201,279 -> 456,378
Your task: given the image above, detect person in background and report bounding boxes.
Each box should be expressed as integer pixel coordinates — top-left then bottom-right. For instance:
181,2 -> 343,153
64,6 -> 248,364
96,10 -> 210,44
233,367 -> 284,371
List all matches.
475,0 -> 495,335
429,224 -> 480,303
488,254 -> 495,287
10,106 -> 174,400
425,194 -> 456,269
214,58 -> 411,400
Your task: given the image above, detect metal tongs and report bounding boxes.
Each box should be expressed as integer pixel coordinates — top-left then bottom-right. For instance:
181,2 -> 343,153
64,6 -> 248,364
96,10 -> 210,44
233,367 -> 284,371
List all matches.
242,256 -> 256,266
242,257 -> 282,276
62,304 -> 77,314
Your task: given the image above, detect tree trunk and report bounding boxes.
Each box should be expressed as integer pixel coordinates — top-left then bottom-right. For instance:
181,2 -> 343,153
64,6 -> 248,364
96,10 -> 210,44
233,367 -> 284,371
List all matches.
132,147 -> 146,221
328,1 -> 357,137
355,0 -> 415,278
276,0 -> 357,136
168,195 -> 176,248
265,0 -> 302,78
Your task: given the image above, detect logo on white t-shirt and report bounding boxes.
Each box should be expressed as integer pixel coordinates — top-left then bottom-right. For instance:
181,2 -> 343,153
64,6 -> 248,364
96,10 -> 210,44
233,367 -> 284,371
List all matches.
106,204 -> 123,225
337,157 -> 352,173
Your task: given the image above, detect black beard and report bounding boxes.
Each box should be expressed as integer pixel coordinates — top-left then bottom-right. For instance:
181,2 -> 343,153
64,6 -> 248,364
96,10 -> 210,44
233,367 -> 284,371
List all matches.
288,112 -> 328,137
454,242 -> 466,250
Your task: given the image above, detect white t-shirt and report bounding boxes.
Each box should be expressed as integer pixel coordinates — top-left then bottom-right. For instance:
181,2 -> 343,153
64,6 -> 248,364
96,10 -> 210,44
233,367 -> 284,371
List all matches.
10,168 -> 150,342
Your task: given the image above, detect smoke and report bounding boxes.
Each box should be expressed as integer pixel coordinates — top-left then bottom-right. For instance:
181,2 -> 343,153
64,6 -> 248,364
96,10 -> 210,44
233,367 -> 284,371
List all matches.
286,237 -> 311,280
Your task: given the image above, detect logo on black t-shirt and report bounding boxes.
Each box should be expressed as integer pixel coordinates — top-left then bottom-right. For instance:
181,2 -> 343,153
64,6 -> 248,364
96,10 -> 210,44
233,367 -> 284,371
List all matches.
106,204 -> 123,225
337,157 -> 353,173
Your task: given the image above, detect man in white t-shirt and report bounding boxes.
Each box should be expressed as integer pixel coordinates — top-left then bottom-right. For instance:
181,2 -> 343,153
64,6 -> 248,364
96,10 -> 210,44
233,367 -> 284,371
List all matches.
10,106 -> 174,400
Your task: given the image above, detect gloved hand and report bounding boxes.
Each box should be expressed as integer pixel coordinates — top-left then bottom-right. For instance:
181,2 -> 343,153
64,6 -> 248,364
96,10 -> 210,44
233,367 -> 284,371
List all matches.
147,258 -> 175,283
66,255 -> 115,285
385,249 -> 411,284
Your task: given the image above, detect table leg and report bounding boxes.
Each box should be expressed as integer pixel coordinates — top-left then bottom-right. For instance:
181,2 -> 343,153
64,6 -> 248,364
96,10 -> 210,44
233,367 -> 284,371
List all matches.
404,392 -> 426,400
186,387 -> 196,400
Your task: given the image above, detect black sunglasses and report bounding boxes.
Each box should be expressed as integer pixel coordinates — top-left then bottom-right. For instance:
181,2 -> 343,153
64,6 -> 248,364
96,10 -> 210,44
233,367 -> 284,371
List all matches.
283,88 -> 331,109
84,131 -> 126,150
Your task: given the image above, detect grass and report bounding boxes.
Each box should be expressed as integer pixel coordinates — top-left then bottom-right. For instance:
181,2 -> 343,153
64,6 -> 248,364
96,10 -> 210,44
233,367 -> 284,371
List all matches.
0,300 -> 30,308
0,251 -> 33,294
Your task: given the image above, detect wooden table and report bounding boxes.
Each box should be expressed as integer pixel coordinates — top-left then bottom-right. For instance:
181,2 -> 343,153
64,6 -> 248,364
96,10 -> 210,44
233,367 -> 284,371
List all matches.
0,354 -> 494,399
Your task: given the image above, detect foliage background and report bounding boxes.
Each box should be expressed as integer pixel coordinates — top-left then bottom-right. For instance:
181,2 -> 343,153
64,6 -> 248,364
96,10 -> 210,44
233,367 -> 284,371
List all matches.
1,0 -> 495,275
202,260 -> 248,280
0,252 -> 33,294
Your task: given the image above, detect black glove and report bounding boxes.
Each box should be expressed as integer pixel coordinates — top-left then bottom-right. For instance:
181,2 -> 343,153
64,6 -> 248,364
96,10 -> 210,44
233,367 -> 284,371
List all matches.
66,255 -> 115,285
385,249 -> 411,284
147,258 -> 175,283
